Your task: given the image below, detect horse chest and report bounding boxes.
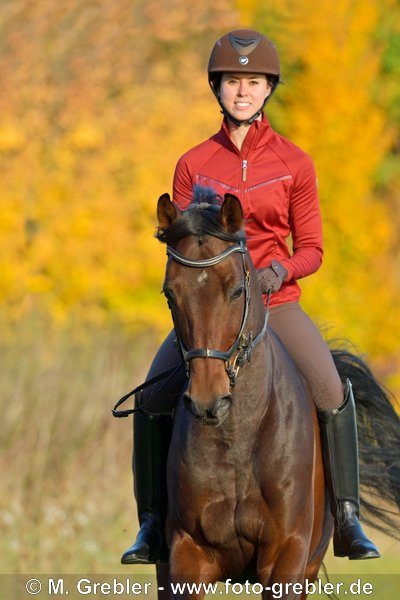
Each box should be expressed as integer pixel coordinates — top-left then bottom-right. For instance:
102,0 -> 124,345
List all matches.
169,412 -> 277,549
176,451 -> 267,547
196,492 -> 270,552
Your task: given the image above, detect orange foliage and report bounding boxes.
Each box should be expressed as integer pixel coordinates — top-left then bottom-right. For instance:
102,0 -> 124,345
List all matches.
0,0 -> 237,331
0,0 -> 399,388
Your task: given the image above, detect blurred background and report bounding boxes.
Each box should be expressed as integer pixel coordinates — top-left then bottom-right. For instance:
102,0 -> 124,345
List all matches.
0,0 -> 399,585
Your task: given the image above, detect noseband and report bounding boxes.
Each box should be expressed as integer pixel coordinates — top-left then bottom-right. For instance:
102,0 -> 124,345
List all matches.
166,240 -> 269,387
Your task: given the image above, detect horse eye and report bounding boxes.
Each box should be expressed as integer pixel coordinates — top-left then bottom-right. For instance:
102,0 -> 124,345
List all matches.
231,286 -> 244,301
163,287 -> 175,307
164,290 -> 173,301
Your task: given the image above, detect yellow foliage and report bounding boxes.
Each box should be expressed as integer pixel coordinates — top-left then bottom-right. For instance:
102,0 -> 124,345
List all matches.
67,121 -> 106,152
0,121 -> 26,153
0,0 -> 399,389
234,0 -> 400,388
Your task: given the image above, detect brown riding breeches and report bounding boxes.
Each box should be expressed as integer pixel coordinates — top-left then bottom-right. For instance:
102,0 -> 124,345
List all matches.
141,302 -> 343,413
268,303 -> 343,409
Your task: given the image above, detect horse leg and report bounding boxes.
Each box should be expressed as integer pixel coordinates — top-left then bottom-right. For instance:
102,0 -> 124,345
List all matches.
156,563 -> 172,600
304,534 -> 332,584
258,539 -> 309,600
169,532 -> 222,600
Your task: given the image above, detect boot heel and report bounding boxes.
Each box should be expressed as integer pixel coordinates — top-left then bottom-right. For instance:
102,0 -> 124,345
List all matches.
333,531 -> 346,557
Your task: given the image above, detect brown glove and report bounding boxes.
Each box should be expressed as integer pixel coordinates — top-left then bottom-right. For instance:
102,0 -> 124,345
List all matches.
257,260 -> 288,293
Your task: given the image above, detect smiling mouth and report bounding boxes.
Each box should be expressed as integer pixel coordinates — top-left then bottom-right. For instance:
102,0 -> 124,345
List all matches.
235,102 -> 251,109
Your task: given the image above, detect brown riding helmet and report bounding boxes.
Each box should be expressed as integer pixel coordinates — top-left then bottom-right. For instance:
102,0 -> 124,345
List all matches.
208,29 -> 281,126
208,29 -> 280,79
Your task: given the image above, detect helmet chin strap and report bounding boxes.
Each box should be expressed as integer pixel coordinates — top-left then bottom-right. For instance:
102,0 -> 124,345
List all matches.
220,106 -> 263,127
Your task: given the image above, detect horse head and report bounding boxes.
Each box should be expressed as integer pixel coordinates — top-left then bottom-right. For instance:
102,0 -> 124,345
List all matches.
156,188 -> 266,425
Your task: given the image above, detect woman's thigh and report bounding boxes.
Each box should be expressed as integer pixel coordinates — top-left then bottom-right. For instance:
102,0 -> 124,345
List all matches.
269,303 -> 343,409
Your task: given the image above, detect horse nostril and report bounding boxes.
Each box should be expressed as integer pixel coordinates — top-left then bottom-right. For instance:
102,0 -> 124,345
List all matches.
183,393 -> 232,422
183,393 -> 204,418
212,395 -> 232,419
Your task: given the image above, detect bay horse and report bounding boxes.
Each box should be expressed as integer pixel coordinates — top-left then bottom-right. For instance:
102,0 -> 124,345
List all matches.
150,189 -> 400,599
155,190 -> 329,599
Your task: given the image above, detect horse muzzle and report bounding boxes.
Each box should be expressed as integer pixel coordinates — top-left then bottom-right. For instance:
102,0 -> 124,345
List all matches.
183,393 -> 232,425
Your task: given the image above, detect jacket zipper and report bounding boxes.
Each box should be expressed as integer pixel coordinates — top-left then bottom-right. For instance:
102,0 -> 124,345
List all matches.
242,159 -> 248,182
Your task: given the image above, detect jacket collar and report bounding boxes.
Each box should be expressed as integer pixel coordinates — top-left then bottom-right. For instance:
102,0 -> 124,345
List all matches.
217,113 -> 273,153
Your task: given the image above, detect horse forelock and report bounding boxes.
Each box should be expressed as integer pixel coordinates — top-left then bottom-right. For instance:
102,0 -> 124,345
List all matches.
156,186 -> 244,246
191,184 -> 224,207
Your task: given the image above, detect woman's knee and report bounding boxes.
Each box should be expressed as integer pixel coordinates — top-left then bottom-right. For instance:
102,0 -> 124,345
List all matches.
142,330 -> 186,413
146,330 -> 181,379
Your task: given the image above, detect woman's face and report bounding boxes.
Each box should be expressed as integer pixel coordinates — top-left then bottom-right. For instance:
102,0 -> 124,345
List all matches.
219,73 -> 271,123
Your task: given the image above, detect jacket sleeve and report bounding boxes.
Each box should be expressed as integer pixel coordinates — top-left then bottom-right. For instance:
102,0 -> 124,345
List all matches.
172,155 -> 194,210
279,156 -> 323,282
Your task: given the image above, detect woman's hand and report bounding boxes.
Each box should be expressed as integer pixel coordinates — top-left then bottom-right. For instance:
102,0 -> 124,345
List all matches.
257,261 -> 288,293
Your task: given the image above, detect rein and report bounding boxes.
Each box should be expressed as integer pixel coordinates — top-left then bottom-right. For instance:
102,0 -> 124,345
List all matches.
168,240 -> 270,387
112,365 -> 183,418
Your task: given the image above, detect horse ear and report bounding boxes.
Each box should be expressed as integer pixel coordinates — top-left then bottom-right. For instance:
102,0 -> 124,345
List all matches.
219,193 -> 243,233
157,193 -> 178,229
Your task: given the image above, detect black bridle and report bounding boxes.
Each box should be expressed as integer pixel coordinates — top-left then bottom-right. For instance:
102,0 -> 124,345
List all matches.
166,240 -> 269,387
112,239 -> 270,418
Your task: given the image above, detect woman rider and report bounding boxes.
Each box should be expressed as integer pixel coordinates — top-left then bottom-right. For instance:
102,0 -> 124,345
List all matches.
121,29 -> 380,564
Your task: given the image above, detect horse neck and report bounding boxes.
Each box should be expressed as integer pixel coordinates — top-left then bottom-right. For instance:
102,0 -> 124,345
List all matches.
228,271 -> 273,423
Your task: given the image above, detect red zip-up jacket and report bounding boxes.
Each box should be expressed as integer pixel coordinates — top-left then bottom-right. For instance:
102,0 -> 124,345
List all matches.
172,114 -> 323,307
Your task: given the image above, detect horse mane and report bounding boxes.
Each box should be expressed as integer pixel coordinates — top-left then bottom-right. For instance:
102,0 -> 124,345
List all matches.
156,186 -> 245,246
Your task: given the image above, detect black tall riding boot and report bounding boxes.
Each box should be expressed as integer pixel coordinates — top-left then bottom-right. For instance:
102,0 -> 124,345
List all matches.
121,394 -> 173,564
318,380 -> 380,560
